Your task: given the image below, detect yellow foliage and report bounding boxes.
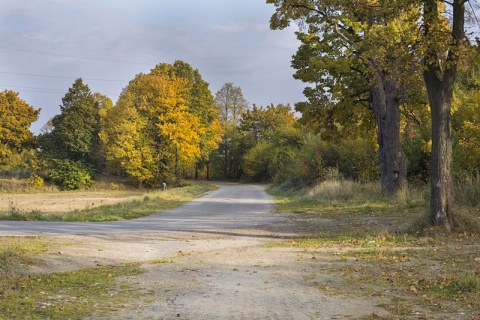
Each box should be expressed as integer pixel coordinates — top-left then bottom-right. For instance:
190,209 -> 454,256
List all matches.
101,67 -> 221,183
422,140 -> 432,153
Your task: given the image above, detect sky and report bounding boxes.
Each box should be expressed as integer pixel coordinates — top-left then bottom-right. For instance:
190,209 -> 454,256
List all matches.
0,0 -> 305,134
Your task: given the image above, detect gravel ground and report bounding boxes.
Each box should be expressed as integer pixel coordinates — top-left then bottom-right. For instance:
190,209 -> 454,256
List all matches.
30,226 -> 389,320
11,183 -> 391,319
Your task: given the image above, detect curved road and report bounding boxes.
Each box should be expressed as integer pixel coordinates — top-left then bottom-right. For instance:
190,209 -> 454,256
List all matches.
0,183 -> 279,236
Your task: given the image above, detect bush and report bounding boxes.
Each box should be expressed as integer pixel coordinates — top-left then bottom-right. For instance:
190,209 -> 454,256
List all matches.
48,159 -> 94,190
25,173 -> 44,190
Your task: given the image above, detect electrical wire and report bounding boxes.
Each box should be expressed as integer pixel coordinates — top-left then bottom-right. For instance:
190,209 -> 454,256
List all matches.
0,71 -> 128,82
0,84 -> 120,96
0,46 -> 153,66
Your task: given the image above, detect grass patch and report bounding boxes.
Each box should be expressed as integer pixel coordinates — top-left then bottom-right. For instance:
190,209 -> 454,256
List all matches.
1,237 -> 50,294
268,179 -> 480,319
0,264 -> 143,319
0,182 -> 217,222
0,236 -> 146,319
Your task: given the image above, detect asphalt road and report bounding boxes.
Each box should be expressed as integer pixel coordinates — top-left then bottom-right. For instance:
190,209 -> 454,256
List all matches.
0,183 -> 280,236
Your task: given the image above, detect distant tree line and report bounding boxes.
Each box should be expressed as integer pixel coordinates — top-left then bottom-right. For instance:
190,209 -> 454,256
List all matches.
2,50 -> 480,191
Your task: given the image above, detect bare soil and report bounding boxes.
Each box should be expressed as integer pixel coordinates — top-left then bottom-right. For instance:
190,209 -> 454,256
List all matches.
26,219 -> 392,320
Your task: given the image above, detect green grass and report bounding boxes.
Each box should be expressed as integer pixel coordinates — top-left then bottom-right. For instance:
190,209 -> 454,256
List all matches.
1,182 -> 217,222
0,264 -> 143,319
0,236 -> 147,319
268,179 -> 480,319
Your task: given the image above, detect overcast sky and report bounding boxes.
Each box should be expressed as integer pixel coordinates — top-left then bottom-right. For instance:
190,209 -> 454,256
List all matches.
0,0 -> 305,133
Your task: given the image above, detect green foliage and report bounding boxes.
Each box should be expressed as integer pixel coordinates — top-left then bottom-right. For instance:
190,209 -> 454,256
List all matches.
402,135 -> 430,182
452,45 -> 480,175
38,79 -> 101,166
211,126 -> 245,180
271,134 -> 379,188
48,159 -> 93,190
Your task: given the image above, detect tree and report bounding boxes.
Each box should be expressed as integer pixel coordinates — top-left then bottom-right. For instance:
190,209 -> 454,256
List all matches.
452,44 -> 480,173
210,83 -> 249,180
101,66 -> 217,186
100,90 -> 158,187
150,61 -> 222,179
420,0 -> 471,230
215,83 -> 249,127
38,79 -> 101,167
0,90 -> 40,160
37,79 -> 101,189
267,0 -> 425,194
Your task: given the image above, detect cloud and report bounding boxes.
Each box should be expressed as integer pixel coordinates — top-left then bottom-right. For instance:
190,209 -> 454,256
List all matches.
1,0 -> 305,133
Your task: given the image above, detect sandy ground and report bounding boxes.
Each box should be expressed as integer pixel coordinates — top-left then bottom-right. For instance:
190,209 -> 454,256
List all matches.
27,224 -> 390,320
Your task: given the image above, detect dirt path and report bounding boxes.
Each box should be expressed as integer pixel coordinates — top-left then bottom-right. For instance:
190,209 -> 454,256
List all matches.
30,226 -> 390,319
10,184 -> 391,319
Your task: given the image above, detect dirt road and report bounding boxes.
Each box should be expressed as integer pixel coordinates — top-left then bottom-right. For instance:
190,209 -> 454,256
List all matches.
6,184 -> 389,319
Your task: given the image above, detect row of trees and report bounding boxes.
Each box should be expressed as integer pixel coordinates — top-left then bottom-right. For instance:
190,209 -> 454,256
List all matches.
1,0 -> 479,233
3,57 -> 479,190
267,0 -> 478,231
0,61 -> 225,189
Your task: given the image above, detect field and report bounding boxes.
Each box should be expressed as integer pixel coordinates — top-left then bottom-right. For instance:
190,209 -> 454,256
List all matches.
0,178 -> 216,221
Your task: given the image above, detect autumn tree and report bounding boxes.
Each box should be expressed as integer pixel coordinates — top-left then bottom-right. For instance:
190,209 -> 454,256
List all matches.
267,0 -> 427,194
101,63 -> 219,186
419,0 -> 473,230
215,83 -> 249,127
100,90 -> 158,187
0,90 -> 40,161
150,61 -> 222,179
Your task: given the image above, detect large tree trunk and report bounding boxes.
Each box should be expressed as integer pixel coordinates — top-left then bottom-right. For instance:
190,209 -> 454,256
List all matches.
421,0 -> 464,231
424,69 -> 456,231
370,71 -> 408,194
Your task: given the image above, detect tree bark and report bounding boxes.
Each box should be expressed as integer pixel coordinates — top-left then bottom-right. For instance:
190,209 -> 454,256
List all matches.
421,0 -> 465,231
424,69 -> 455,231
370,71 -> 408,194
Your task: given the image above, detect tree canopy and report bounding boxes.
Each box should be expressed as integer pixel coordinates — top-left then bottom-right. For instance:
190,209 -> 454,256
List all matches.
100,61 -> 222,186
0,90 -> 40,160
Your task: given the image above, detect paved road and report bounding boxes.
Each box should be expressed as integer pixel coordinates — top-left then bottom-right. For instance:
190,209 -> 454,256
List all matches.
0,183 -> 279,236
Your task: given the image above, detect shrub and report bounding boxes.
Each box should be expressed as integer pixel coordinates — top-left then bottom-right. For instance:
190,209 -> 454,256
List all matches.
25,173 -> 44,190
48,159 -> 94,190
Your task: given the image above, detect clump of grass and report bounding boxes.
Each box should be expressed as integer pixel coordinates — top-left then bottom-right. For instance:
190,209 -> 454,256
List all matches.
304,179 -> 355,202
4,201 -> 46,221
454,171 -> 480,207
0,237 -> 49,294
269,179 -> 428,221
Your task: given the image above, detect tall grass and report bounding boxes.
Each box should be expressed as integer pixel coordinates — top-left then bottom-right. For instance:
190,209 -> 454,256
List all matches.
454,171 -> 480,207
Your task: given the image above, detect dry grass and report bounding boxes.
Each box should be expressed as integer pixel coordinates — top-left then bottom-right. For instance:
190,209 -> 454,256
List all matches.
0,190 -> 146,217
268,179 -> 480,319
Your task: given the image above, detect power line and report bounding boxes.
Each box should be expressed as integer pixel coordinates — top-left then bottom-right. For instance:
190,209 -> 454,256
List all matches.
0,46 -> 153,66
0,84 -> 120,96
0,71 -> 128,82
